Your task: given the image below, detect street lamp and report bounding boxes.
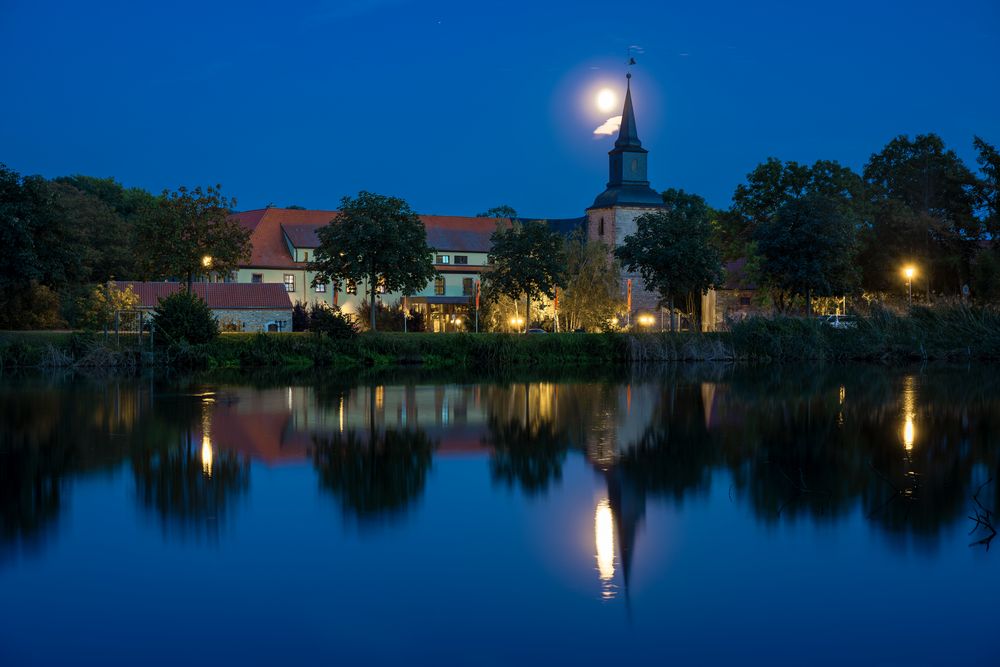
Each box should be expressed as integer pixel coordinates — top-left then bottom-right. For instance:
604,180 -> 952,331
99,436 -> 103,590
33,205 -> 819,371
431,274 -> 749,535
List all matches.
509,315 -> 525,332
636,313 -> 656,328
902,265 -> 916,306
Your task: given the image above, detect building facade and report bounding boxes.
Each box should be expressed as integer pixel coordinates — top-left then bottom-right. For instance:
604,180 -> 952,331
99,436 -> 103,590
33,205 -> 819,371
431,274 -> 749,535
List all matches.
230,74 -> 732,331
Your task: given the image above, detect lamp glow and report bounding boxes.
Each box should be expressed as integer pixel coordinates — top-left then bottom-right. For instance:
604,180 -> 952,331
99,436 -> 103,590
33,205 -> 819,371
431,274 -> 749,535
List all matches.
202,255 -> 213,268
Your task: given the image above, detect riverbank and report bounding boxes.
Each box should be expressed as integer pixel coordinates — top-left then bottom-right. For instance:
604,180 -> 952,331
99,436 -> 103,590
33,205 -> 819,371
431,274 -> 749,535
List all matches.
3,306 -> 999,369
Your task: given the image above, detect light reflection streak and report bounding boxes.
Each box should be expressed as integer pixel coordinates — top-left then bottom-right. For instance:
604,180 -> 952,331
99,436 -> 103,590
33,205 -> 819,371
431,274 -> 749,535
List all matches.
901,375 -> 917,451
201,396 -> 215,477
595,498 -> 617,600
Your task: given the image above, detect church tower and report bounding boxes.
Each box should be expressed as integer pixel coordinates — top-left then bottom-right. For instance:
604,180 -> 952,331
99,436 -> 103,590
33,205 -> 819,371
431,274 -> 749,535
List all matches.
586,73 -> 665,315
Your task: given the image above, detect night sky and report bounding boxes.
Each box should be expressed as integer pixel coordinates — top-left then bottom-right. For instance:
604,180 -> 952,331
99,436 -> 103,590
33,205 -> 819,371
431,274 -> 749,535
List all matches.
1,0 -> 997,217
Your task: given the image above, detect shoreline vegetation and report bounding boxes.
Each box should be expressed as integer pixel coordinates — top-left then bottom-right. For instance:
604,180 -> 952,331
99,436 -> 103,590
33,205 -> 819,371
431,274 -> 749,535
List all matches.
2,305 -> 1000,370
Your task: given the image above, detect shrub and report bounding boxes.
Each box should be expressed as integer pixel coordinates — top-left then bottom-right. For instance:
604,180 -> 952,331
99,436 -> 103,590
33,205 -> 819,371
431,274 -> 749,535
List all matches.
152,290 -> 219,344
310,305 -> 359,339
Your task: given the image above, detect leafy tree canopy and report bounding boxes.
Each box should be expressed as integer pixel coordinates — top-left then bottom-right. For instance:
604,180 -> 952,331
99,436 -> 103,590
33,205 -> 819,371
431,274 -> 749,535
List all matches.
615,189 -> 725,309
135,185 -> 251,286
753,193 -> 860,312
310,191 -> 437,331
486,218 -> 566,329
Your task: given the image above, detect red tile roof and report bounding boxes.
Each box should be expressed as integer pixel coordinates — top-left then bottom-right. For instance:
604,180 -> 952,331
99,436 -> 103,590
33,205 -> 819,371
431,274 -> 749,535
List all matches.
115,281 -> 293,310
231,207 -> 507,269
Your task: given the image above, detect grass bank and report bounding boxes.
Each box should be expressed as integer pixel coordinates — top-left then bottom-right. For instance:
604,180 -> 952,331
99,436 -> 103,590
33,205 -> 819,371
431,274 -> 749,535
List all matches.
3,305 -> 999,370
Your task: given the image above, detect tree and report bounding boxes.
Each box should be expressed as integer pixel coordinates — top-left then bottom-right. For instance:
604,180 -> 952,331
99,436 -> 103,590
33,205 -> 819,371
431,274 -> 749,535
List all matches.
152,291 -> 219,344
862,134 -> 979,297
753,194 -> 860,315
615,189 -> 724,330
974,136 -> 1000,244
77,282 -> 140,331
477,204 -> 518,220
135,185 -> 251,287
486,219 -> 566,331
558,231 -> 623,331
310,191 -> 437,332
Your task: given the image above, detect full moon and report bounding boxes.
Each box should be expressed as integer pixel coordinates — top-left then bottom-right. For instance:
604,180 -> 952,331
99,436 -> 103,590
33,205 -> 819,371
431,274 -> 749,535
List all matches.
596,88 -> 617,112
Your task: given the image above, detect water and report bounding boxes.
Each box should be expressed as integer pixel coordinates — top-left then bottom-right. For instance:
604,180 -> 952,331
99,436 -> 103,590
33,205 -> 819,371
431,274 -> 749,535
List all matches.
1,365 -> 998,666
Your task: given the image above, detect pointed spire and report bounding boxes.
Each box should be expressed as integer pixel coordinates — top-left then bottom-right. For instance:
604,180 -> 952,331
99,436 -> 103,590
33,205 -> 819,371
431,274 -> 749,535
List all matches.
615,73 -> 642,150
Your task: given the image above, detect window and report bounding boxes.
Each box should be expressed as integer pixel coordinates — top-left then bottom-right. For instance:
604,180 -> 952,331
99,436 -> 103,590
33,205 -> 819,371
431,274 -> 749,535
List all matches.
739,296 -> 752,307
454,255 -> 468,265
315,281 -> 326,293
462,278 -> 473,296
251,273 -> 263,284
598,217 -> 604,236
436,255 -> 450,264
283,274 -> 295,292
303,251 -> 309,262
346,279 -> 357,295
435,277 -> 445,295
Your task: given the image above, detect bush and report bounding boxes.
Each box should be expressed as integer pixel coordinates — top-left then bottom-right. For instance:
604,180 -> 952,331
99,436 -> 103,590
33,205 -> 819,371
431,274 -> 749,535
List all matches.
76,281 -> 139,331
310,305 -> 359,339
152,290 -> 219,344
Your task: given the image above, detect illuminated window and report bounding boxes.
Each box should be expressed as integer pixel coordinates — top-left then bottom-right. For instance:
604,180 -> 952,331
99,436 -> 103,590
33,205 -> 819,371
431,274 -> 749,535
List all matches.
314,281 -> 326,293
436,255 -> 450,264
346,280 -> 357,295
435,277 -> 445,295
377,278 -> 387,294
303,251 -> 309,262
283,274 -> 295,292
251,273 -> 263,283
462,278 -> 473,296
454,255 -> 468,265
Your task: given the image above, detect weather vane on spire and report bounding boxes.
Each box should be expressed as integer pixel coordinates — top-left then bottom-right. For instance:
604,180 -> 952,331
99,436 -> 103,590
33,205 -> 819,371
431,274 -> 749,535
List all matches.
626,46 -> 639,80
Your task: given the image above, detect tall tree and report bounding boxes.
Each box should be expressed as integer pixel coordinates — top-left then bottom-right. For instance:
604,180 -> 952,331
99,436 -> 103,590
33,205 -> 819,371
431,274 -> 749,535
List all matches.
974,136 -> 1000,244
311,191 -> 437,332
615,189 -> 724,331
486,219 -> 566,331
753,194 -> 860,315
862,134 -> 979,296
559,230 -> 623,331
135,185 -> 251,287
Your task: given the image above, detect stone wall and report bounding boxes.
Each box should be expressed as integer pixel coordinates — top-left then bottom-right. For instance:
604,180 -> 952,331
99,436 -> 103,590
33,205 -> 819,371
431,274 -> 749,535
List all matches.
214,308 -> 293,333
711,289 -> 759,331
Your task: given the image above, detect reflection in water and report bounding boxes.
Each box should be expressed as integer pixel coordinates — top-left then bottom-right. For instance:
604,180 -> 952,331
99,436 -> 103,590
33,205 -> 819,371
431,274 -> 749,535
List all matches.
2,365 -> 1000,557
594,498 -> 616,599
201,395 -> 215,477
901,375 -> 917,451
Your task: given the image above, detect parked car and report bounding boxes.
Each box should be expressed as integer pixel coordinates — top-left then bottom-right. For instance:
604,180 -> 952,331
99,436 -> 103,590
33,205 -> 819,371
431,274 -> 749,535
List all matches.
526,328 -> 547,334
821,314 -> 858,329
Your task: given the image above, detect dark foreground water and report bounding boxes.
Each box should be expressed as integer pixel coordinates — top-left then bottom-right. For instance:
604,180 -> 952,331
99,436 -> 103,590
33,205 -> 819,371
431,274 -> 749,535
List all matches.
2,365 -> 999,666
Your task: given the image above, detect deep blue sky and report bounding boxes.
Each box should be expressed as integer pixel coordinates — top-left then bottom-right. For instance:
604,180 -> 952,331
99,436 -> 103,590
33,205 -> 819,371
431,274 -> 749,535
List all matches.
1,0 -> 997,217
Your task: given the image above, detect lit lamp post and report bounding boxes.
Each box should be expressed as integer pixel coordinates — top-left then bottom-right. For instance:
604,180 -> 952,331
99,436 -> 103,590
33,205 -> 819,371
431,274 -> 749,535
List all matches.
509,315 -> 525,333
201,255 -> 213,284
636,313 -> 656,330
902,265 -> 916,306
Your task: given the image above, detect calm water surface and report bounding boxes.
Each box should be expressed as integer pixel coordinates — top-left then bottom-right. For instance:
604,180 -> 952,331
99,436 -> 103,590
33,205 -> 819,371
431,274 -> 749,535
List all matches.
2,365 -> 999,666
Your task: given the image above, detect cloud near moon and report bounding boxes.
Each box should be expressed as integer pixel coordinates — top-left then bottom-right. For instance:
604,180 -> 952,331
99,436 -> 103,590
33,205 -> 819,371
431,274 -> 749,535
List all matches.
593,115 -> 622,136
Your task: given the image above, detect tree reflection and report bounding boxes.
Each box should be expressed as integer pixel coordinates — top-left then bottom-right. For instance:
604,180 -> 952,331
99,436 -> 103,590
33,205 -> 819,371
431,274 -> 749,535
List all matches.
313,428 -> 436,521
131,437 -> 249,539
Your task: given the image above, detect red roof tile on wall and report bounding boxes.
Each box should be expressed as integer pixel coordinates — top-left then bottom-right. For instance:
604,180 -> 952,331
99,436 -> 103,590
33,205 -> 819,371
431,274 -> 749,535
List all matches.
115,282 -> 292,310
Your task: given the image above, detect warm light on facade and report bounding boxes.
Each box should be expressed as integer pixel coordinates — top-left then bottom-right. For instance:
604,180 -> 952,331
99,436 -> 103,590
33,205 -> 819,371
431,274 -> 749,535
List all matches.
636,313 -> 656,327
595,498 -> 616,599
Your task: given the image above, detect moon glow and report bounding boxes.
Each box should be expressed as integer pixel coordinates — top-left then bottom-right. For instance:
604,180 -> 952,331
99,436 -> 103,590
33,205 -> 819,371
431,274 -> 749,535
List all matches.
596,88 -> 617,113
